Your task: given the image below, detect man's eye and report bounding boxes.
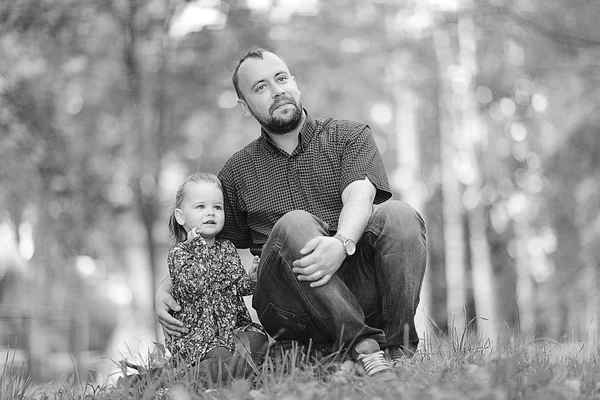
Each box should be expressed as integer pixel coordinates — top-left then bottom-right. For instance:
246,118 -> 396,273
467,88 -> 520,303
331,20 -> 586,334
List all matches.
277,75 -> 288,83
255,84 -> 266,93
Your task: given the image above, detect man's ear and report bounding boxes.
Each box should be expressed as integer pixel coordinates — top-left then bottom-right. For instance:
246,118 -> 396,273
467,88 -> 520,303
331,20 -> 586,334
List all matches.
238,99 -> 251,117
174,208 -> 185,226
293,76 -> 300,95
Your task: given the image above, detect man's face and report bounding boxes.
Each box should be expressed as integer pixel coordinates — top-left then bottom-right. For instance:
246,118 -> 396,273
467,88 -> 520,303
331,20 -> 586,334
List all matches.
236,52 -> 303,134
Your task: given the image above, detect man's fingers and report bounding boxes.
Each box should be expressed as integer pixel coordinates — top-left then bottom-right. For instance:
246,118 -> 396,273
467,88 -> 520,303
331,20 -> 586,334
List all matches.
293,254 -> 313,269
157,312 -> 186,334
164,297 -> 182,313
296,268 -> 326,281
155,295 -> 185,334
162,327 -> 182,338
158,311 -> 184,327
310,274 -> 332,288
299,236 -> 321,255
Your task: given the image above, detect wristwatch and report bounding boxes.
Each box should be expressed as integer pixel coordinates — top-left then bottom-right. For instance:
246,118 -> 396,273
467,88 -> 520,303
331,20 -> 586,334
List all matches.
333,234 -> 356,256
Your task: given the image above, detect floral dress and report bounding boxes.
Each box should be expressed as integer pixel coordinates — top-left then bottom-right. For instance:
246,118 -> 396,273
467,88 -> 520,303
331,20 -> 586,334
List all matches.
165,236 -> 265,366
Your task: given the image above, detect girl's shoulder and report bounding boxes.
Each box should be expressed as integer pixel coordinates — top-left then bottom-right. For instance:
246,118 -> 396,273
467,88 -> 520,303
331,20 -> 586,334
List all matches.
167,241 -> 197,259
168,242 -> 185,255
216,238 -> 236,250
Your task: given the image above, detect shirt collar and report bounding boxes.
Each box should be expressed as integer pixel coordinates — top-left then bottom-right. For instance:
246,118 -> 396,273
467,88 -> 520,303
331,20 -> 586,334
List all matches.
259,109 -> 317,155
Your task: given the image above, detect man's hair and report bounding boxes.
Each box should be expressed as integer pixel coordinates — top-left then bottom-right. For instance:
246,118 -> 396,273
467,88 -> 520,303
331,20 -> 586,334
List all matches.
232,47 -> 284,101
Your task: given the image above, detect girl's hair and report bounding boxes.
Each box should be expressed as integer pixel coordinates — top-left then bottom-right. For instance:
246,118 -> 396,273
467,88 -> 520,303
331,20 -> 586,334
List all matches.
168,172 -> 223,244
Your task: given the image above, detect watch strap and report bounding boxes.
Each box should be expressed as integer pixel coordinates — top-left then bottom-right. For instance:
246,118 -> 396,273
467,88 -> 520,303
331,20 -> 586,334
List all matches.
333,234 -> 352,254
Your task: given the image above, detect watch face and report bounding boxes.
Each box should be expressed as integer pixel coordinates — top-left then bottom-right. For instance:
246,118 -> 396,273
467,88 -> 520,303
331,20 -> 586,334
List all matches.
345,240 -> 356,256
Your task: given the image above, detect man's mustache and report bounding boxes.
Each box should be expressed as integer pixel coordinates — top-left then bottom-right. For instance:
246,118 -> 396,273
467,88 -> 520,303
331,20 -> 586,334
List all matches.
269,97 -> 296,114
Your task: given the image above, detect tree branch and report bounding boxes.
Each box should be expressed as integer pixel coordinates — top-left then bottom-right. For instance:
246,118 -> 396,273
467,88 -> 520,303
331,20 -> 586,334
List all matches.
501,6 -> 600,48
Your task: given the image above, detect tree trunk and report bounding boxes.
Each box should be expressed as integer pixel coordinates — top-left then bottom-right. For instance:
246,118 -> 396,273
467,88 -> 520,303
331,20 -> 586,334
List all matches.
393,77 -> 431,349
513,217 -> 536,337
432,27 -> 469,340
120,0 -> 169,341
456,9 -> 500,346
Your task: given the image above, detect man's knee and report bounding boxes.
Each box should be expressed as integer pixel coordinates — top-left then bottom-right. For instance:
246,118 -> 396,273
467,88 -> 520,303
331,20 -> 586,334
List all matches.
272,210 -> 314,232
271,210 -> 328,241
373,201 -> 426,242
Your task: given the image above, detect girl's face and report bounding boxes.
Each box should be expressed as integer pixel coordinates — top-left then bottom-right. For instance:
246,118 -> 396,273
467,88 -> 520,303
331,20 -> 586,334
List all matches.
175,181 -> 225,242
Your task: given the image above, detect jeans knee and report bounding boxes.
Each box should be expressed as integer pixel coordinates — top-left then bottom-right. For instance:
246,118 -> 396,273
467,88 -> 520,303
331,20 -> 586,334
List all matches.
274,210 -> 313,230
374,201 -> 426,242
271,210 -> 328,241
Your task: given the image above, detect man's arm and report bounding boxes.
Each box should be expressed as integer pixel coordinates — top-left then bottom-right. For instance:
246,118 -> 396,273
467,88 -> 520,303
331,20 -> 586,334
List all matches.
218,166 -> 254,248
336,176 -> 376,245
155,274 -> 186,336
292,177 -> 376,287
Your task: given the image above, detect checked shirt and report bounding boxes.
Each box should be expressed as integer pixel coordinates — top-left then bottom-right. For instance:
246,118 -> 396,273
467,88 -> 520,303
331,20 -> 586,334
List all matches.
217,110 -> 392,255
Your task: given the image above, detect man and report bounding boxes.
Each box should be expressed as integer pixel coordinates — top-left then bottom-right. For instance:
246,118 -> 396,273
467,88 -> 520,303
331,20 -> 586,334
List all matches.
156,48 -> 427,376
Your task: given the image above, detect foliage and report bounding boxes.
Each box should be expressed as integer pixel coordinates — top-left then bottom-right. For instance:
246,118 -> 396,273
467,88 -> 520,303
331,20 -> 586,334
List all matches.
1,335 -> 600,399
1,0 -> 600,382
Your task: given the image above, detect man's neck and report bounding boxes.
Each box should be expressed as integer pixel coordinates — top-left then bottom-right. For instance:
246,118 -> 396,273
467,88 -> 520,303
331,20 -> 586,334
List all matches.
264,111 -> 306,155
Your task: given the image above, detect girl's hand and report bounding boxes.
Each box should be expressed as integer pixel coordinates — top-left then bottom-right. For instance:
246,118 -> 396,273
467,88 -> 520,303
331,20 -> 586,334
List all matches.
185,227 -> 202,243
248,255 -> 260,282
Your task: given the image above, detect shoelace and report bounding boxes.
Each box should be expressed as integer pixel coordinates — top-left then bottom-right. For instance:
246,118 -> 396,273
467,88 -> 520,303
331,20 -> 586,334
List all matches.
357,350 -> 390,375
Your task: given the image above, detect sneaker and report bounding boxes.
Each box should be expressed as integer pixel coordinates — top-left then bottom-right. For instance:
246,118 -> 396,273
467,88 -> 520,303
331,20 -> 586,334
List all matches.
203,388 -> 220,399
390,357 -> 406,368
387,345 -> 415,368
354,339 -> 392,376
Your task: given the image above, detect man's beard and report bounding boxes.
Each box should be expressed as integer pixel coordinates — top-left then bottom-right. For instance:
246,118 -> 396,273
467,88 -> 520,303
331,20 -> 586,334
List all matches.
250,96 -> 303,134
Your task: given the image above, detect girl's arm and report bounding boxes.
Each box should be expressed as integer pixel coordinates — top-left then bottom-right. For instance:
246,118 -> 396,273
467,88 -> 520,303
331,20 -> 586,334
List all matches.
223,241 -> 256,296
169,240 -> 212,296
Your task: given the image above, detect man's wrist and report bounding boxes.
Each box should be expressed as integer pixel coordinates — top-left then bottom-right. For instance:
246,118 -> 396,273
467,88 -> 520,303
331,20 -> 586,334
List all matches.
333,234 -> 356,256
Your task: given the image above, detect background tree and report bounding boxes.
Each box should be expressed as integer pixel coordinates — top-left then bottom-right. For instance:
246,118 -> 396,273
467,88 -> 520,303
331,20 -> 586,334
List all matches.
1,0 -> 600,382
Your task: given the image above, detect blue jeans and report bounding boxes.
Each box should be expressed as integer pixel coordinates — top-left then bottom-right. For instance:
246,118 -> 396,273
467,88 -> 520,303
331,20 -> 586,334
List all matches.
252,200 -> 427,355
197,331 -> 268,387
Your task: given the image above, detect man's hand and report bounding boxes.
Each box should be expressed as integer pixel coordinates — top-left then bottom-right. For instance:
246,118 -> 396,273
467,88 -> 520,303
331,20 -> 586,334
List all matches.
155,277 -> 186,337
292,236 -> 346,287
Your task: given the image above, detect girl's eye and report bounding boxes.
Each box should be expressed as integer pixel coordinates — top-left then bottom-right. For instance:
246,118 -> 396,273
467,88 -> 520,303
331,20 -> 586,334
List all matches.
196,205 -> 205,209
215,205 -> 223,210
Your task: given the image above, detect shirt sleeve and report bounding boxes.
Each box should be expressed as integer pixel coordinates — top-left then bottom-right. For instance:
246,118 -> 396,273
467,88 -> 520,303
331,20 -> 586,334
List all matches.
339,124 -> 392,204
223,241 -> 256,297
218,165 -> 254,249
168,241 -> 211,297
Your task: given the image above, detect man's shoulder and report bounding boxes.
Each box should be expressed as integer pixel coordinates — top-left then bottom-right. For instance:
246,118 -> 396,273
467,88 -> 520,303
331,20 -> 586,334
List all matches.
220,139 -> 261,176
315,117 -> 368,135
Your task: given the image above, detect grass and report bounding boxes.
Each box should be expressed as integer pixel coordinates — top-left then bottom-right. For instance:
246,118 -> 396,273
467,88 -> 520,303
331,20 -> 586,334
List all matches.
2,330 -> 600,400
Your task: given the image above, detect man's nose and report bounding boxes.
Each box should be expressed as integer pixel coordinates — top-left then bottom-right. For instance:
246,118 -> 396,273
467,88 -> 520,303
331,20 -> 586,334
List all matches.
272,84 -> 285,98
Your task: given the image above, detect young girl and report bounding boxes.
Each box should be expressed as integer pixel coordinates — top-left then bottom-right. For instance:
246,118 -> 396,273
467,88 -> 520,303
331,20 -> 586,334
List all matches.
166,172 -> 267,383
